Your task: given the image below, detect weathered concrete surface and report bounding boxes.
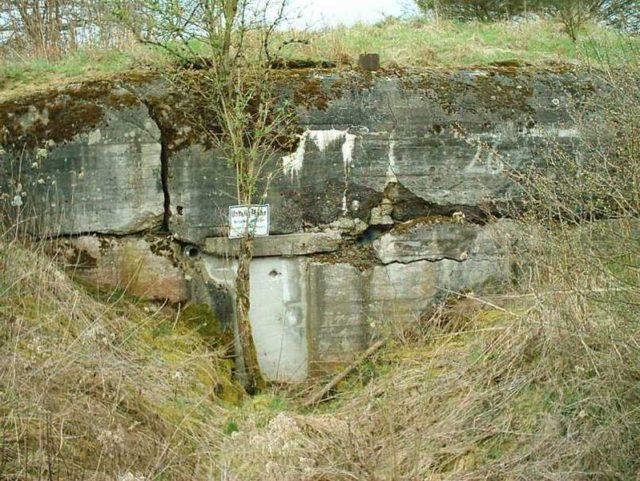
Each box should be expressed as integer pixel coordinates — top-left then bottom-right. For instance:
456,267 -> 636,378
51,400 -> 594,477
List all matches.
249,257 -> 308,381
51,235 -> 188,302
165,68 -> 588,244
0,88 -> 164,236
204,231 -> 342,257
196,220 -> 511,378
0,68 -> 587,241
197,255 -> 309,382
307,252 -> 509,371
168,145 -> 304,242
285,70 -> 580,224
0,68 -> 588,381
373,218 -> 514,264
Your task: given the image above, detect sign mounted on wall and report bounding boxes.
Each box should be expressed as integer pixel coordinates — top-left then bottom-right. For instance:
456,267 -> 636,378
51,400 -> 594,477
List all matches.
228,204 -> 270,239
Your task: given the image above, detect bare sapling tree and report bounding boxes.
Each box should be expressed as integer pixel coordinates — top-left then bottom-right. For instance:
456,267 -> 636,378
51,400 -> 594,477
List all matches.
185,62 -> 296,392
116,0 -> 296,392
0,1 -> 140,59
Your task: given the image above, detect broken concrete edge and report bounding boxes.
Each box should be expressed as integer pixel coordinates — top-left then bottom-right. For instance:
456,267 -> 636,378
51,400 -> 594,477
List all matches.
373,218 -> 511,265
197,218 -> 517,273
2,67 -> 588,243
203,231 -> 344,257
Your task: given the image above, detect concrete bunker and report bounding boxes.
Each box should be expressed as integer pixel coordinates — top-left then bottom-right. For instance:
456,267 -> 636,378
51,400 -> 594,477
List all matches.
0,67 -> 588,382
189,222 -> 513,382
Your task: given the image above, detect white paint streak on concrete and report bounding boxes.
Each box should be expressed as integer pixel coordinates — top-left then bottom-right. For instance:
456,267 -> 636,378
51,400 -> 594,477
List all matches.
282,129 -> 358,181
308,128 -> 346,152
87,129 -> 102,145
388,139 -> 397,167
527,126 -> 580,138
386,137 -> 398,183
342,133 -> 357,167
282,132 -> 308,179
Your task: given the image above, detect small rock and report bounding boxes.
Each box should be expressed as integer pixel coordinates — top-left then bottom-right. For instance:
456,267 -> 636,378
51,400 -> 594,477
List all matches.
329,217 -> 368,235
370,206 -> 394,226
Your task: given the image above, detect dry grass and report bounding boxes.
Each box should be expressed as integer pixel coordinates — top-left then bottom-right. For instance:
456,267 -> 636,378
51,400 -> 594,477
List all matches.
218,227 -> 640,480
2,28 -> 639,480
222,16 -> 637,69
213,45 -> 640,481
3,224 -> 638,480
0,236 -> 242,480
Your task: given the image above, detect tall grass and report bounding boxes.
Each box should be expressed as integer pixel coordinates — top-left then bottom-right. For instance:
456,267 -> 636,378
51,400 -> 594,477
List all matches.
0,47 -> 164,102
219,277 -> 640,480
2,20 -> 639,481
0,233 -> 242,480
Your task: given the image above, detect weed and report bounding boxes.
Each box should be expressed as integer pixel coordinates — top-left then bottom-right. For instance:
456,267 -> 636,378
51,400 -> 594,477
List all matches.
0,236 -> 238,480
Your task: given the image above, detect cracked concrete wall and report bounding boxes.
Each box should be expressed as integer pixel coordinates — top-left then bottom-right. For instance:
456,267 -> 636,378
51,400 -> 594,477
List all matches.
167,68 -> 587,244
1,84 -> 165,236
196,219 -> 514,377
0,68 -> 589,380
1,68 -> 587,239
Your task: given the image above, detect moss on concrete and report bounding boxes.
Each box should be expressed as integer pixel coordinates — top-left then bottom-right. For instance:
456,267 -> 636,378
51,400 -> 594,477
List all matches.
179,302 -> 234,348
0,71 -> 156,150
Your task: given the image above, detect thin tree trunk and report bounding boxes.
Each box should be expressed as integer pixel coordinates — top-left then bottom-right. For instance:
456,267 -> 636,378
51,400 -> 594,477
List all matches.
234,236 -> 265,394
221,0 -> 238,64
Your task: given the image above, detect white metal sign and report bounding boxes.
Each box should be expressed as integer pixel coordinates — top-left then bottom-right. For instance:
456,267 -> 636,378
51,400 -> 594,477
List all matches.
228,204 -> 270,239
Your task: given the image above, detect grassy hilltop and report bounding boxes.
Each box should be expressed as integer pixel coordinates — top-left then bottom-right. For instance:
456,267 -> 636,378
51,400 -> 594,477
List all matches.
1,17 -> 638,101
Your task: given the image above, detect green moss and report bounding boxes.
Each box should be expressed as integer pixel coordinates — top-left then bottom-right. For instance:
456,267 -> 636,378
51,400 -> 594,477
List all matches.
394,67 -> 550,121
105,90 -> 140,109
224,419 -> 240,435
0,97 -> 102,149
178,302 -> 232,347
0,70 -> 160,150
216,377 -> 245,405
292,77 -> 330,111
144,93 -> 204,153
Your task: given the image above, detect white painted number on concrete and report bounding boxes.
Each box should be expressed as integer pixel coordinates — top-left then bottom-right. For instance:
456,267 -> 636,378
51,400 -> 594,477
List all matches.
228,204 -> 270,239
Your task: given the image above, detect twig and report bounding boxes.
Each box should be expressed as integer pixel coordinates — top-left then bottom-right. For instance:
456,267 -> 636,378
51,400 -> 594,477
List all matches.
436,288 -> 521,317
303,340 -> 385,408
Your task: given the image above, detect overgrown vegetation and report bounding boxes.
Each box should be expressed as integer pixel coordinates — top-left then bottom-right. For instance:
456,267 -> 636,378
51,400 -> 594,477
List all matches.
214,53 -> 640,480
2,3 -> 640,480
3,219 -> 639,479
415,0 -> 640,36
220,291 -> 640,479
111,0 -> 300,392
0,236 -> 242,480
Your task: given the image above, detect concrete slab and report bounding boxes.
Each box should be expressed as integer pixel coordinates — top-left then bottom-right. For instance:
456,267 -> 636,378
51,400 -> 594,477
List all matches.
199,255 -> 309,382
249,257 -> 308,382
203,231 -> 342,258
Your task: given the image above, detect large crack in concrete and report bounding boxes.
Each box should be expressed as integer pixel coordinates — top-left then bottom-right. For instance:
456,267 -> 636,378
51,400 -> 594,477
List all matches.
386,181 -> 491,224
123,87 -> 173,234
138,101 -> 172,233
159,134 -> 171,232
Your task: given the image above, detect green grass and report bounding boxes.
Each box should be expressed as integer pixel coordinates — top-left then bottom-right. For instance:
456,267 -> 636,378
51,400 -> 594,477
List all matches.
3,222 -> 640,480
2,14 -> 640,481
0,238 -> 241,480
277,17 -> 639,67
1,17 -> 638,101
0,46 -> 163,100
